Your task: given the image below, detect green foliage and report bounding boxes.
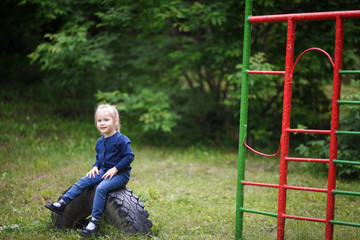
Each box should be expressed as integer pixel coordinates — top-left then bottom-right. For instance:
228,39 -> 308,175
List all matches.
21,0 -> 245,135
226,52 -> 283,146
96,89 -> 179,133
2,0 -> 360,147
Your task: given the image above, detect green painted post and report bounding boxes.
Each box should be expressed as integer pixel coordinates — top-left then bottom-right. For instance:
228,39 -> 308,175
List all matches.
336,130 -> 360,135
331,220 -> 360,227
337,100 -> 360,105
235,0 -> 252,239
339,70 -> 360,74
333,159 -> 360,165
332,190 -> 360,196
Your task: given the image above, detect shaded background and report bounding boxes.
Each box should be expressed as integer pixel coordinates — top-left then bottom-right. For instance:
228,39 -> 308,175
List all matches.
1,1 -> 360,179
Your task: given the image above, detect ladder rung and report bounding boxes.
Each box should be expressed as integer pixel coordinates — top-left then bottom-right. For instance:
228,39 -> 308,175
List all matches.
242,181 -> 279,188
285,185 -> 327,193
338,100 -> 360,105
336,130 -> 360,135
283,214 -> 326,223
247,70 -> 285,75
243,182 -> 327,193
286,128 -> 331,134
333,160 -> 360,165
240,208 -> 278,217
340,70 -> 360,74
286,157 -> 329,163
331,220 -> 360,227
333,190 -> 360,196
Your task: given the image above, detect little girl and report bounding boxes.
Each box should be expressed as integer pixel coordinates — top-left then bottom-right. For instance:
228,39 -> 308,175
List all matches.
45,104 -> 134,237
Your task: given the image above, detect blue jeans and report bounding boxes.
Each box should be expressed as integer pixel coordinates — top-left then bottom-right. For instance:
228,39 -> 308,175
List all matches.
61,169 -> 130,219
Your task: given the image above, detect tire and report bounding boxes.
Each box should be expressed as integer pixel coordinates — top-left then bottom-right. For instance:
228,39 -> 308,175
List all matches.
52,186 -> 95,229
104,188 -> 153,233
51,186 -> 152,234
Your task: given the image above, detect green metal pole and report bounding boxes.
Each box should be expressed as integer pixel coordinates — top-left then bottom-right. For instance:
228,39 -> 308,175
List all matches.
332,190 -> 360,196
336,130 -> 360,135
331,220 -> 360,227
337,100 -> 360,105
240,208 -> 278,218
333,159 -> 360,165
339,70 -> 360,74
235,0 -> 252,239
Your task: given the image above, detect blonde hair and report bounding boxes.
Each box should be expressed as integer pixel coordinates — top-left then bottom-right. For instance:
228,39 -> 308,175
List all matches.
94,104 -> 120,132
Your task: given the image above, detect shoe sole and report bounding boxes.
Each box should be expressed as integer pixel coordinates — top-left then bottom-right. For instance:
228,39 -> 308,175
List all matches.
80,226 -> 99,238
80,231 -> 97,238
44,203 -> 64,215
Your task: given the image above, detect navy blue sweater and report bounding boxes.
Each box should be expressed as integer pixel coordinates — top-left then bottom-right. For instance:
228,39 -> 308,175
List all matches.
93,132 -> 134,172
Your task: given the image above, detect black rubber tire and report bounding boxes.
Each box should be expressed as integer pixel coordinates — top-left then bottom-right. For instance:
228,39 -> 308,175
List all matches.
104,188 -> 153,233
51,186 -> 152,234
52,186 -> 95,229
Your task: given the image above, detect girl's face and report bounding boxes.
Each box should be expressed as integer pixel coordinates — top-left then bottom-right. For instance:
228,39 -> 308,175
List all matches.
96,110 -> 118,138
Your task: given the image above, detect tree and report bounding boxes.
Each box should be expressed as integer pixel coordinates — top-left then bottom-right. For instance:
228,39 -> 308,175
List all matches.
0,0 -> 48,101
24,0 -> 246,143
20,0 -> 360,146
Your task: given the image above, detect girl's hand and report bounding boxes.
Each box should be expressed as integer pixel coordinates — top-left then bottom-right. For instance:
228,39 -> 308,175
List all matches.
86,166 -> 99,178
102,167 -> 118,180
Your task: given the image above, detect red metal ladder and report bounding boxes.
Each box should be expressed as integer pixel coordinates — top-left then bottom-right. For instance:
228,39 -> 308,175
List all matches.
235,8 -> 360,240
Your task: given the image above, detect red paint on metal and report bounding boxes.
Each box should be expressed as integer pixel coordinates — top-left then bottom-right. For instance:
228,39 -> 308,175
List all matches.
242,181 -> 279,188
285,185 -> 328,193
286,128 -> 331,134
249,10 -> 360,23
247,70 -> 285,75
283,214 -> 327,223
277,19 -> 296,240
292,48 -> 334,75
286,157 -> 329,163
325,17 -> 344,240
239,9 -> 359,240
243,141 -> 280,157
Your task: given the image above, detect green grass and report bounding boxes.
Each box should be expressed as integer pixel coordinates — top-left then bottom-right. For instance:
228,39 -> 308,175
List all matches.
0,101 -> 360,239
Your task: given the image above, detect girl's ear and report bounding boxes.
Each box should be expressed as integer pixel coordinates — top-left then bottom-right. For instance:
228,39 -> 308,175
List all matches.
115,120 -> 120,131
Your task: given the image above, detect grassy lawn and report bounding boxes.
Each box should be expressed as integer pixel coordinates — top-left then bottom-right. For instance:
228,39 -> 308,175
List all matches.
0,101 -> 359,239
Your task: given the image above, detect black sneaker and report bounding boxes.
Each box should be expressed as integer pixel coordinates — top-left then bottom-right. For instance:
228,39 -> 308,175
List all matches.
44,202 -> 66,215
80,218 -> 99,238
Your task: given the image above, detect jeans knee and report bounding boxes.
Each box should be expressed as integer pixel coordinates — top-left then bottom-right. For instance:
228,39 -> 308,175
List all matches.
75,177 -> 92,189
95,186 -> 108,196
75,179 -> 85,188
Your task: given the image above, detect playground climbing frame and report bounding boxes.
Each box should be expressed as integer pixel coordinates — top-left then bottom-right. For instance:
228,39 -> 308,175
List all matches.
235,1 -> 360,240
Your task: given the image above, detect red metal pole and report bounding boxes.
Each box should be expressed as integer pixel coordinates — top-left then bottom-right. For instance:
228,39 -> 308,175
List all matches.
247,70 -> 285,75
286,157 -> 329,163
242,181 -> 279,188
286,128 -> 331,134
249,10 -> 360,23
325,17 -> 343,240
283,214 -> 326,223
277,18 -> 296,240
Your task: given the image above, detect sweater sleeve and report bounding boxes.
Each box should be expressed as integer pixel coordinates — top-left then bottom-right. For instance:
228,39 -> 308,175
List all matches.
93,154 -> 101,169
114,136 -> 134,172
93,139 -> 102,169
